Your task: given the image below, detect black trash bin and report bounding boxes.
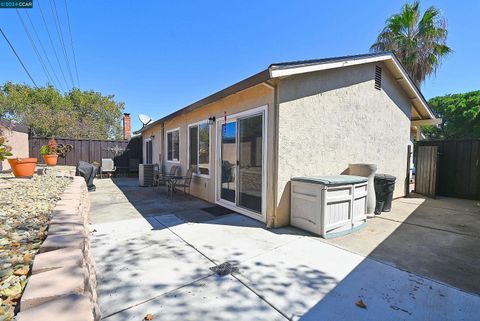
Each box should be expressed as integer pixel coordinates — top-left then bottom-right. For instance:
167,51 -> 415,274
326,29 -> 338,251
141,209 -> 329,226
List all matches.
374,174 -> 396,214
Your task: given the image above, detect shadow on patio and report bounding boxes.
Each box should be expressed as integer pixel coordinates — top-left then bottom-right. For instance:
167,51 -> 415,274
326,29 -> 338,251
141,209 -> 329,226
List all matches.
89,177 -> 479,320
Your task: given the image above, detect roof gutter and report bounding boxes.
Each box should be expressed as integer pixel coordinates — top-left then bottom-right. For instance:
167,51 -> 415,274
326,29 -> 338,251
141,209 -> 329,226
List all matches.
269,55 -> 391,78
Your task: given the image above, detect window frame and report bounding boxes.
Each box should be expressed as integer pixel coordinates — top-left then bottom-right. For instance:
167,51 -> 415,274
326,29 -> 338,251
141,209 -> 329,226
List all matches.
165,128 -> 180,163
187,120 -> 211,178
144,137 -> 153,164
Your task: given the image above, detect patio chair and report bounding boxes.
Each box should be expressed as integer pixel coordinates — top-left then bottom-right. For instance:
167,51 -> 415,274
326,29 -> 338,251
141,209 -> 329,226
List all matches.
171,166 -> 195,198
154,165 -> 179,191
100,158 -> 116,178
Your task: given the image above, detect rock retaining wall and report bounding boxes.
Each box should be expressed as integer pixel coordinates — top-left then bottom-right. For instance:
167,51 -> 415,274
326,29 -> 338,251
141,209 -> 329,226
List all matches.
16,176 -> 100,321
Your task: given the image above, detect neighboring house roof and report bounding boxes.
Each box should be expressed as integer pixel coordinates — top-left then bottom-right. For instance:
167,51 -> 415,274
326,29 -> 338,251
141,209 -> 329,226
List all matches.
0,118 -> 29,134
138,52 -> 436,133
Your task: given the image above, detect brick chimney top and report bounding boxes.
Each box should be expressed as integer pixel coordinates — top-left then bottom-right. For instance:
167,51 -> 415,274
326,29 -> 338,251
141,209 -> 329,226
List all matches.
123,113 -> 131,140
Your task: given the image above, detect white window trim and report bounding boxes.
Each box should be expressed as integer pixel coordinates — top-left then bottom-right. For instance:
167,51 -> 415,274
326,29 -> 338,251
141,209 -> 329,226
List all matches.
144,137 -> 152,164
187,120 -> 211,178
165,128 -> 180,163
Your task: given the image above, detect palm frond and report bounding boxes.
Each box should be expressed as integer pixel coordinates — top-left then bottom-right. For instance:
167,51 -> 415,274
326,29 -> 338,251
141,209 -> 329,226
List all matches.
370,1 -> 452,86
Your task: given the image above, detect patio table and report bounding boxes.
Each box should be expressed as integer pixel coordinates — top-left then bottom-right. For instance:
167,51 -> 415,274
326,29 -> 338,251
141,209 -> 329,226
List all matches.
164,175 -> 184,198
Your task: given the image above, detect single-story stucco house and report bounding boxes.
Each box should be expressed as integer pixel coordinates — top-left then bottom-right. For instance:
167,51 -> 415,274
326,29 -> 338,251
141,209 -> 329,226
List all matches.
138,52 -> 439,227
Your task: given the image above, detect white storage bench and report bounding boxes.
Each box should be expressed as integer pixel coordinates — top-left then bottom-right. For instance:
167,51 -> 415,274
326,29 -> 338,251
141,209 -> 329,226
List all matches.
290,175 -> 368,238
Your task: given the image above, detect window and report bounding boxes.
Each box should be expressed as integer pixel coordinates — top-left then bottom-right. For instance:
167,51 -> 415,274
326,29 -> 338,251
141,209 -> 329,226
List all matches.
145,139 -> 153,164
189,122 -> 210,175
166,129 -> 179,162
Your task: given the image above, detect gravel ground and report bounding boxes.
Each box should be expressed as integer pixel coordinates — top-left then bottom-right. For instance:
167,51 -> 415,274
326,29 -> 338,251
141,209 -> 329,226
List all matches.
0,167 -> 73,320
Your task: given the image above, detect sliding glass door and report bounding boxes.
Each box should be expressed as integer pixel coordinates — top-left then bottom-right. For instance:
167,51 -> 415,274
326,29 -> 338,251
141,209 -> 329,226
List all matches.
218,110 -> 264,216
238,115 -> 263,213
220,122 -> 237,203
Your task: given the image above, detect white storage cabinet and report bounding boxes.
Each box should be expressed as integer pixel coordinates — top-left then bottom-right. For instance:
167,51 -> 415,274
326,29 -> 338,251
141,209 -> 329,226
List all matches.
290,175 -> 368,238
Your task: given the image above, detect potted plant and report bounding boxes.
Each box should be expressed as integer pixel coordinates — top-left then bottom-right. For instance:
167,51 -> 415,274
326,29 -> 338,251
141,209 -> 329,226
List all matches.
7,157 -> 38,177
2,127 -> 38,177
40,138 -> 59,166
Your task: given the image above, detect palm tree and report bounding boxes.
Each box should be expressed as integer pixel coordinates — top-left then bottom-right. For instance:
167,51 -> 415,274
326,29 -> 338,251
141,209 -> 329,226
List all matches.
371,1 -> 452,87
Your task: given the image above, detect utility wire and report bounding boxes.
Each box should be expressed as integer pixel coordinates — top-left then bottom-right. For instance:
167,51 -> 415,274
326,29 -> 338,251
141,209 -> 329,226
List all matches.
0,27 -> 38,88
49,0 -> 75,88
37,0 -> 69,90
64,0 -> 80,88
25,10 -> 64,92
16,10 -> 56,88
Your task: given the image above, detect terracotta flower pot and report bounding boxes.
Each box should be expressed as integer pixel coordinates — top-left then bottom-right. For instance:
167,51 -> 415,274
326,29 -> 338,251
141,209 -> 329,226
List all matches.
8,158 -> 38,178
43,154 -> 58,166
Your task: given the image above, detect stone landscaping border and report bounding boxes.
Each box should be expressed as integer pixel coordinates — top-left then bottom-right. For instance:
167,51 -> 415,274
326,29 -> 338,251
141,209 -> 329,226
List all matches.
16,176 -> 100,321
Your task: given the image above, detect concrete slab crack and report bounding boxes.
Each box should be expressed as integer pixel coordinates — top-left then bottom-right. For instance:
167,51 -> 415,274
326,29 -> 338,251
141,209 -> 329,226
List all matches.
150,216 -> 291,321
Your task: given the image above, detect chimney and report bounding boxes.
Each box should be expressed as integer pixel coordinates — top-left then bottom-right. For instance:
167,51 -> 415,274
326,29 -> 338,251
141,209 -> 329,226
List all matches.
122,113 -> 131,140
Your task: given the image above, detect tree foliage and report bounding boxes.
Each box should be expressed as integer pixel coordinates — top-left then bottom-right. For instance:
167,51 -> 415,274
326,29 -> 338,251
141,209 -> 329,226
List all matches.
423,90 -> 480,139
370,1 -> 452,86
0,82 -> 124,139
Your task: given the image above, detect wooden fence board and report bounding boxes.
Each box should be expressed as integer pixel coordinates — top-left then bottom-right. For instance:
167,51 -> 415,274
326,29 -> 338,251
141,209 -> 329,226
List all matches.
415,145 -> 438,198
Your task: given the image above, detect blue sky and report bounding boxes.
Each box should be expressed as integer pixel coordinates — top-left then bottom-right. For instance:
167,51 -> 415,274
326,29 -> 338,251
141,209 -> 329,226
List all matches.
0,0 -> 478,131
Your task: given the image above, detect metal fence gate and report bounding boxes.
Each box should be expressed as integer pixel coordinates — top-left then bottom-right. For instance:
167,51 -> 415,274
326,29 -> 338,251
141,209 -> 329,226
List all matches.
416,140 -> 480,200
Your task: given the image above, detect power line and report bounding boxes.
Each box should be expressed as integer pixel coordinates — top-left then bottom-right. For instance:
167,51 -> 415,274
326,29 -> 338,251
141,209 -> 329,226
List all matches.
0,27 -> 38,88
63,0 -> 80,88
16,9 -> 56,88
25,10 -> 64,92
49,0 -> 75,88
37,0 -> 69,90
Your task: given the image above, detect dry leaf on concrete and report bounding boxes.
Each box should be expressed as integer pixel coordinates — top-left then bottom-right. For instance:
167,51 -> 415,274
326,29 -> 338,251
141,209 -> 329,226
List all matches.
144,313 -> 154,320
355,299 -> 367,309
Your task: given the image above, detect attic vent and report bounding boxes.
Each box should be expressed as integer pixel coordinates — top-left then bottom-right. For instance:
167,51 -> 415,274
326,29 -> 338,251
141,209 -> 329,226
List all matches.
375,65 -> 382,90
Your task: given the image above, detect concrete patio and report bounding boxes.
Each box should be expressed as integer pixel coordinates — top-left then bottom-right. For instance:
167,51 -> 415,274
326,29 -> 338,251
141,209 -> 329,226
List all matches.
89,178 -> 479,320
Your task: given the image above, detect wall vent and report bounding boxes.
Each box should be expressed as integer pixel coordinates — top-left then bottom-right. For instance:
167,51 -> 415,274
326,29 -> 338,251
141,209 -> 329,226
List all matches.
375,65 -> 382,90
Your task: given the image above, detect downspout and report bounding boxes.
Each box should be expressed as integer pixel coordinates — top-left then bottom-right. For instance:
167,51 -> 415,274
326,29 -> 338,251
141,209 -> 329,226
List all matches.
263,79 -> 279,228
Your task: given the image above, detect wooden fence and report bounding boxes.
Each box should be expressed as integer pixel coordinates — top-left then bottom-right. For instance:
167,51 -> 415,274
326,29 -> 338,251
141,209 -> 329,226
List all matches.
416,139 -> 480,200
29,136 -> 142,168
415,145 -> 438,198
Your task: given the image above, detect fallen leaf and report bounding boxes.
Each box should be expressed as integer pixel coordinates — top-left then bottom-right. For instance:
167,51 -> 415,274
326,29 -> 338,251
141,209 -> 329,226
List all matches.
144,314 -> 154,320
355,299 -> 367,309
14,266 -> 29,276
23,253 -> 34,263
11,242 -> 20,247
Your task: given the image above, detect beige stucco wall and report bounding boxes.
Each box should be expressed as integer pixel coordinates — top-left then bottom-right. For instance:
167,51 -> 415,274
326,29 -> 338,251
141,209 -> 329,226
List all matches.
0,126 -> 29,171
142,83 -> 275,220
275,62 -> 411,226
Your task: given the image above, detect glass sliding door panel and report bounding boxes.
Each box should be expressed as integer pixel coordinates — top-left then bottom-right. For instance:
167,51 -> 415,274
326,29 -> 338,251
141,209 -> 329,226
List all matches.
189,126 -> 198,169
220,122 -> 236,203
238,114 -> 263,213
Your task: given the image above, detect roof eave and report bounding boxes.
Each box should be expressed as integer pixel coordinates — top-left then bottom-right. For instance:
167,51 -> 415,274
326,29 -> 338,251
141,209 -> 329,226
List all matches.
269,52 -> 436,121
140,69 -> 270,133
269,53 -> 392,78
140,52 -> 436,134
